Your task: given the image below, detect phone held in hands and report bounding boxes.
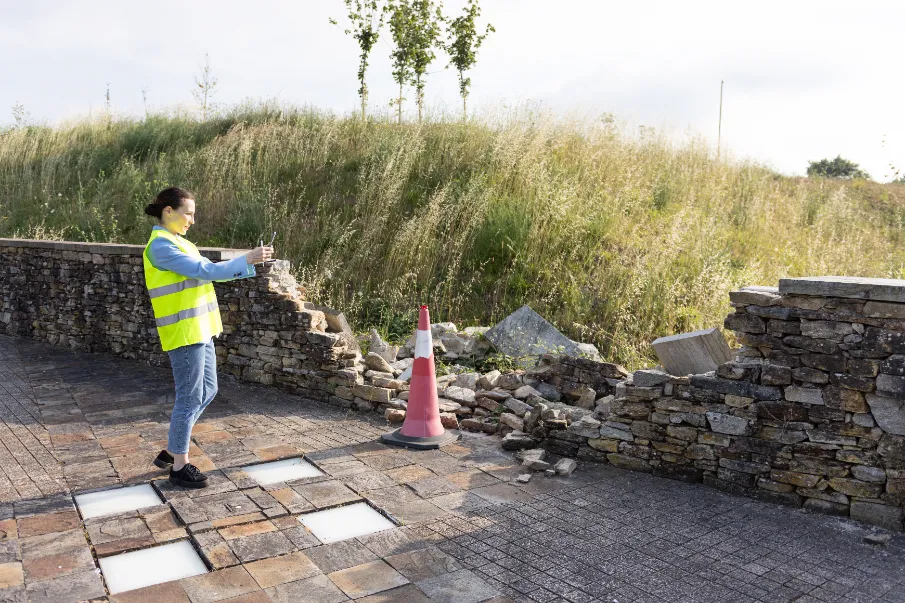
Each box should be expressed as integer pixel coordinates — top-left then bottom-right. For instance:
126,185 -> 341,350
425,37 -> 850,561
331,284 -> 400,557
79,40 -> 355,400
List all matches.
257,231 -> 276,265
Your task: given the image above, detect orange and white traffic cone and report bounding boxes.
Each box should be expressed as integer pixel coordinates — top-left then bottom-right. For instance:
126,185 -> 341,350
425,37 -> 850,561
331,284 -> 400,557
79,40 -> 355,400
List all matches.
381,305 -> 458,450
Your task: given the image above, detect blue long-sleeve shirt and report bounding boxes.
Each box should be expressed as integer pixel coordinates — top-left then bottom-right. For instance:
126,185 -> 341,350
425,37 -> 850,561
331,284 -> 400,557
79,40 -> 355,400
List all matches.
147,226 -> 256,281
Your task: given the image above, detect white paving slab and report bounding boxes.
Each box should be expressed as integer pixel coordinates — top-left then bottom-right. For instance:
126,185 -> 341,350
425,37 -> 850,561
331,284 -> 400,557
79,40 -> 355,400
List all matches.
74,484 -> 163,520
98,540 -> 208,594
241,457 -> 323,486
299,502 -> 396,544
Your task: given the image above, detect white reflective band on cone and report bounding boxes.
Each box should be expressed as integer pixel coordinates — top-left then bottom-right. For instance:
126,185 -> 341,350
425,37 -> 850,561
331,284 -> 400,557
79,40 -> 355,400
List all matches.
415,329 -> 433,359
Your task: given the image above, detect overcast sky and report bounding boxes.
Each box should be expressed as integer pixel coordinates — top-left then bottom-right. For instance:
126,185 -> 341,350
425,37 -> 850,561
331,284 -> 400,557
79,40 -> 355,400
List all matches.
3,1 -> 903,180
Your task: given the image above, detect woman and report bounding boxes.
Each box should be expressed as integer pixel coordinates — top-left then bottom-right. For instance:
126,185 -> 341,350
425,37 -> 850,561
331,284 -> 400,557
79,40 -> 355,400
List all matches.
143,187 -> 273,488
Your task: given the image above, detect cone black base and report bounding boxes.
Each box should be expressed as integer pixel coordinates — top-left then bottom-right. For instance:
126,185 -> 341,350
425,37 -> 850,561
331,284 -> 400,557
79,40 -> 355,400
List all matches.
380,428 -> 459,450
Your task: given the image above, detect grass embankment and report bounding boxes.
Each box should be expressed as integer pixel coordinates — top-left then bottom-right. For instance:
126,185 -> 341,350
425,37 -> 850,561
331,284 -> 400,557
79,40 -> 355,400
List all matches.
2,105 -> 904,368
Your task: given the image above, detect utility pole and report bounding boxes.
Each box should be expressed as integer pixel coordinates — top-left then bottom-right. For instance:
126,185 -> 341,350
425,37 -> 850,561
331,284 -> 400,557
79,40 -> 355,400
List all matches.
717,80 -> 724,161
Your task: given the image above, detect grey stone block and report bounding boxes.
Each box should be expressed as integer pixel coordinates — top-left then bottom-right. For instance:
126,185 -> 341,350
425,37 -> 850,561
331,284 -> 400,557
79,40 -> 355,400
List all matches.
866,394 -> 905,436
652,328 -> 732,376
483,305 -> 583,362
850,501 -> 904,531
779,276 -> 905,303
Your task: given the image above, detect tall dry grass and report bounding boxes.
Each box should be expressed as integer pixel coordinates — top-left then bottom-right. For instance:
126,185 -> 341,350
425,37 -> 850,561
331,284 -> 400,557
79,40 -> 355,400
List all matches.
2,104 -> 904,368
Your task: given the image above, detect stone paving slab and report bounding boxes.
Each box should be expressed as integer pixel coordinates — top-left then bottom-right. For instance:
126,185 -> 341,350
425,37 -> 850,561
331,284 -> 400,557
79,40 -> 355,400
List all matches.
0,335 -> 903,602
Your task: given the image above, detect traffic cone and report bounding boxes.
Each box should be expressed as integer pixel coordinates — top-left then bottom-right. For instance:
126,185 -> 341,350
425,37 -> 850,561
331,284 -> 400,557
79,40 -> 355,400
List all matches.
381,305 -> 458,450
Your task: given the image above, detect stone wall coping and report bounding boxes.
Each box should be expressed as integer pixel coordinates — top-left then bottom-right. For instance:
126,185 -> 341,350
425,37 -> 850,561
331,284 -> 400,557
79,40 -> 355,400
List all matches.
779,276 -> 905,303
0,238 -> 247,260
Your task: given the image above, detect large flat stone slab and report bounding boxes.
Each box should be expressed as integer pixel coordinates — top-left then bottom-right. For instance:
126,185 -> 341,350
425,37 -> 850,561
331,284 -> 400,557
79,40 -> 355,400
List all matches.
484,306 -> 582,362
779,276 -> 905,302
652,328 -> 732,376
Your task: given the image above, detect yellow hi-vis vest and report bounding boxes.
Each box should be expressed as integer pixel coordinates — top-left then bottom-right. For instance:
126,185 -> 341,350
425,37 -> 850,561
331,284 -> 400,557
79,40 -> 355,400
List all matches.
143,229 -> 223,352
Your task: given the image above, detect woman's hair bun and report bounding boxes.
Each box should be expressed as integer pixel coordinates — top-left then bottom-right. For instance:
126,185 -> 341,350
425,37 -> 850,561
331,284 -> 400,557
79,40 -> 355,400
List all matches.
144,203 -> 162,218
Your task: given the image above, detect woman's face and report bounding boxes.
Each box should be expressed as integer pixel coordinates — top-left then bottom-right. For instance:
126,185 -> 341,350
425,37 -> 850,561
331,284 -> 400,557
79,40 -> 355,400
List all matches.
162,198 -> 196,236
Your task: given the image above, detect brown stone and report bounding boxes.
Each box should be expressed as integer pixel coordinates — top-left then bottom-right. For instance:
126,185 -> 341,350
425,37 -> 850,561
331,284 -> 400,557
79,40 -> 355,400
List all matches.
0,520 -> 17,541
16,511 -> 80,538
180,566 -> 259,603
587,438 -> 619,453
22,548 -> 95,582
108,580 -> 191,603
385,547 -> 461,582
266,573 -> 348,603
827,478 -> 884,499
219,521 -> 277,541
327,560 -> 409,599
143,508 -> 180,533
95,536 -> 157,557
770,470 -> 821,488
20,528 -> 87,560
0,562 -> 23,589
211,513 -> 267,529
244,551 -> 321,589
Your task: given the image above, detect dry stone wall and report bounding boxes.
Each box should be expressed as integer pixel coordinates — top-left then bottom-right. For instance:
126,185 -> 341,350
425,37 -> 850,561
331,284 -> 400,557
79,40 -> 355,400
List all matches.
532,279 -> 905,531
4,239 -> 904,530
0,239 -> 357,407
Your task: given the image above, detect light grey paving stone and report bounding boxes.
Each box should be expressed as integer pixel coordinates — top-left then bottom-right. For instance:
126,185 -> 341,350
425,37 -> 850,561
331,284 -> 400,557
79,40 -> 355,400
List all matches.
416,569 -> 499,603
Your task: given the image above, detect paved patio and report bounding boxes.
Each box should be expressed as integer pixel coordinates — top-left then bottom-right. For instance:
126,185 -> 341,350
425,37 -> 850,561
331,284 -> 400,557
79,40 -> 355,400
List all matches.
0,335 -> 903,603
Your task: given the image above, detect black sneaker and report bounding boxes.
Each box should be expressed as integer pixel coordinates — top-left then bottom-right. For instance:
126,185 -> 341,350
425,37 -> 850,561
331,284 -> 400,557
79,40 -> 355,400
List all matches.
169,464 -> 209,489
153,450 -> 174,469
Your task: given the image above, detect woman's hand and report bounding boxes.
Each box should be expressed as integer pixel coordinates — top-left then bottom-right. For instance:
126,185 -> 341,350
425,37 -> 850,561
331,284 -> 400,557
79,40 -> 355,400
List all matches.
246,245 -> 274,264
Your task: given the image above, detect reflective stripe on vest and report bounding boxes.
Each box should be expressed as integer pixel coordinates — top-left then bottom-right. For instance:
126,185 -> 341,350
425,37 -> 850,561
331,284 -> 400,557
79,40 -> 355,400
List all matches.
155,300 -> 220,327
148,278 -> 212,299
143,229 -> 223,352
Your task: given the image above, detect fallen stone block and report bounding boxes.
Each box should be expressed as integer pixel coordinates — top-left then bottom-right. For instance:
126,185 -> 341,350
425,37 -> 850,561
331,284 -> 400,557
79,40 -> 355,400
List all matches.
499,412 -> 525,431
850,501 -> 904,531
385,408 -> 405,423
484,305 -> 585,363
863,533 -> 892,546
367,329 -> 399,363
477,370 -> 501,389
524,459 -> 550,471
503,397 -> 532,416
439,412 -> 459,429
460,418 -> 498,434
652,328 -> 732,376
517,448 -> 545,463
501,431 -> 536,450
512,385 -> 542,400
554,458 -> 577,476
516,474 -> 532,483
444,386 -> 476,406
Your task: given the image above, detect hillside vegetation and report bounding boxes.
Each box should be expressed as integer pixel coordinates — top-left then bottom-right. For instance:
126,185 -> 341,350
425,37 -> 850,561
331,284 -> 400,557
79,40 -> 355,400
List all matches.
2,105 -> 904,368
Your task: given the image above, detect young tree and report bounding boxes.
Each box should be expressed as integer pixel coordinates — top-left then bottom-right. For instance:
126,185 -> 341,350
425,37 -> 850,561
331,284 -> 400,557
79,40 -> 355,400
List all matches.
330,1 -> 386,120
387,0 -> 443,123
193,53 -> 219,121
445,0 -> 494,118
807,156 -> 870,180
387,1 -> 414,124
141,87 -> 150,118
11,102 -> 30,127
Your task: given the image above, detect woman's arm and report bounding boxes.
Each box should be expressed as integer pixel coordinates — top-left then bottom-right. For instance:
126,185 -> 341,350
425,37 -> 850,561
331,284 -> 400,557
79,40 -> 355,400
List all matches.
147,238 -> 256,282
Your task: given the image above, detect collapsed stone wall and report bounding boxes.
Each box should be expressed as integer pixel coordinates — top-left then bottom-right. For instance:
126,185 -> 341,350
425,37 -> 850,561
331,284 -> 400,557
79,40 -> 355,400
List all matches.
525,282 -> 905,531
0,239 -> 357,406
4,239 -> 904,530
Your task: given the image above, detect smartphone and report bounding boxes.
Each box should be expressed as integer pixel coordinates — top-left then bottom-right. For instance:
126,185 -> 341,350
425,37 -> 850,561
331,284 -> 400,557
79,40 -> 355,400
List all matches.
258,232 -> 276,265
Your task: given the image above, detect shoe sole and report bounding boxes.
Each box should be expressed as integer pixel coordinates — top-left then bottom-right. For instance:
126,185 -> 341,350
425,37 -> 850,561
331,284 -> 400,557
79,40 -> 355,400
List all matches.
169,476 -> 209,489
153,458 -> 173,469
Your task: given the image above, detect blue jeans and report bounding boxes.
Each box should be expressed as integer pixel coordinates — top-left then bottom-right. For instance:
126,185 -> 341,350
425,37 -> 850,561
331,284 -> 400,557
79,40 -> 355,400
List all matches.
167,337 -> 218,455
